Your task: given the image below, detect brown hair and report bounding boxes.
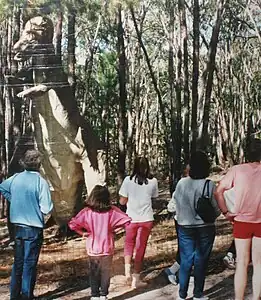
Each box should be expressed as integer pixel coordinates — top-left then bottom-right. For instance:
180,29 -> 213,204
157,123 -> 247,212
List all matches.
245,138 -> 261,162
85,185 -> 111,212
130,156 -> 153,185
189,150 -> 210,179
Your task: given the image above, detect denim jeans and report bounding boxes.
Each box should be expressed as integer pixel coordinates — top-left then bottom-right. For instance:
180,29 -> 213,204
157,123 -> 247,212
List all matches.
10,225 -> 43,300
89,255 -> 112,297
178,225 -> 215,299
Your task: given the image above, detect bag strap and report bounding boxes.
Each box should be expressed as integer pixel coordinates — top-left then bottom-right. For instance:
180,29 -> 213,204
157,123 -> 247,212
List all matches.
194,179 -> 211,214
202,179 -> 210,198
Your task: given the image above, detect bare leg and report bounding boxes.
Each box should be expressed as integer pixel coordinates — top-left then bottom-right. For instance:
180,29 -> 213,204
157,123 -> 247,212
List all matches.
252,237 -> 261,300
234,238 -> 251,300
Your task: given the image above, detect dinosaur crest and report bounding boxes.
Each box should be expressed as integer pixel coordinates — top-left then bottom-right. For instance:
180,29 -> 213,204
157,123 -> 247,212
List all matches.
13,16 -> 54,62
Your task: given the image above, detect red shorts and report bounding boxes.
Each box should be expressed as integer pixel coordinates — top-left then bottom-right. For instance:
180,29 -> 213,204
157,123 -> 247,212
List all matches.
233,221 -> 261,239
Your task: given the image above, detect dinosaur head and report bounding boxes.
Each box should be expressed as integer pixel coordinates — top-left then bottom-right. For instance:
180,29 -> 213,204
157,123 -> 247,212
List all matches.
13,16 -> 54,62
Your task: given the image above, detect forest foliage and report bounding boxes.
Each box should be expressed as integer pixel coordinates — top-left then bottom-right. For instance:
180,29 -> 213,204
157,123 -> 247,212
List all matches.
0,0 -> 260,187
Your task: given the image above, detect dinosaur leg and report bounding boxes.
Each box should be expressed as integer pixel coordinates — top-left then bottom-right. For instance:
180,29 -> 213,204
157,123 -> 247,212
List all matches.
80,149 -> 106,195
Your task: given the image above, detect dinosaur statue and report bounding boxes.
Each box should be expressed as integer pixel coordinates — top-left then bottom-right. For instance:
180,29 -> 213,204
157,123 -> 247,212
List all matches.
10,16 -> 106,226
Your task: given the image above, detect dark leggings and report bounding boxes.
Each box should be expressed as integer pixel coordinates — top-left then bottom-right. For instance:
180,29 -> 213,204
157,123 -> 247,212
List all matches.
7,202 -> 15,242
175,218 -> 181,264
89,255 -> 112,297
227,239 -> 236,256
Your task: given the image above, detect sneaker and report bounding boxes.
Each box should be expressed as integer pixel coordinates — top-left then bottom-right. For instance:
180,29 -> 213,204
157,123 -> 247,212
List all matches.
100,297 -> 108,300
164,268 -> 178,285
4,240 -> 15,250
223,252 -> 236,269
131,273 -> 147,289
90,297 -> 100,300
193,297 -> 209,300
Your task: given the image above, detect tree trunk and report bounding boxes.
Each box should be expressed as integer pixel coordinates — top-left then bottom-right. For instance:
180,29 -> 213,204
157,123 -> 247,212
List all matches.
191,0 -> 200,153
55,9 -> 63,64
179,0 -> 190,163
67,5 -> 76,96
82,12 -> 102,115
0,31 -> 6,175
200,0 -> 228,149
175,61 -> 182,183
11,5 -> 20,75
117,5 -> 128,185
12,6 -> 21,164
168,0 -> 176,192
5,18 -> 13,174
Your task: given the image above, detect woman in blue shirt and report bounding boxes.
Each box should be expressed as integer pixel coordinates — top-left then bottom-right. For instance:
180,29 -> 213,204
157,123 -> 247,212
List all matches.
0,150 -> 53,300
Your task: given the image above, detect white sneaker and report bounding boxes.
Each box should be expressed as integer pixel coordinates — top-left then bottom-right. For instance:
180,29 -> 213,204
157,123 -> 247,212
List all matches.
193,297 -> 209,300
164,267 -> 178,285
100,297 -> 108,300
131,273 -> 147,289
223,252 -> 236,269
90,297 -> 100,300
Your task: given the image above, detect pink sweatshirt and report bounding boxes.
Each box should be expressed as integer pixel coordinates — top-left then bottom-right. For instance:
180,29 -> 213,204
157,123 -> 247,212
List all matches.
68,205 -> 131,256
219,162 -> 261,223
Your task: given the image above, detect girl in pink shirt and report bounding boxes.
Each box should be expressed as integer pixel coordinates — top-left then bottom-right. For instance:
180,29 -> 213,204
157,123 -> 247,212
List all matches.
68,185 -> 131,300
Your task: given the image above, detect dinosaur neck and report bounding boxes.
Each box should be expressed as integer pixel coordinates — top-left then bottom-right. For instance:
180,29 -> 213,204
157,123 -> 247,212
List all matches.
32,45 -> 64,86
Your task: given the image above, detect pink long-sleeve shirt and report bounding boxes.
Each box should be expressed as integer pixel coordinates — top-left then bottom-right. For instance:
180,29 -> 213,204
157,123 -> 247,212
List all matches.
68,205 -> 131,256
218,162 -> 261,223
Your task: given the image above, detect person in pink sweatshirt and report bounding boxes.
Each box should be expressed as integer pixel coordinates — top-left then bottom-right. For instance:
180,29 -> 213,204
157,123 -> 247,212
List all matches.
215,138 -> 261,300
68,185 -> 131,300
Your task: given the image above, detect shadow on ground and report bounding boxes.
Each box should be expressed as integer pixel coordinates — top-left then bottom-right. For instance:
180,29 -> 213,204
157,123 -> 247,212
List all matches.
37,276 -> 89,299
204,267 -> 253,300
36,269 -> 169,300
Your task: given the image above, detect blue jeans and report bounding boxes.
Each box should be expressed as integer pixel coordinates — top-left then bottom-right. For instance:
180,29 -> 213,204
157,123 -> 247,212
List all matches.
178,225 -> 215,299
10,225 -> 43,300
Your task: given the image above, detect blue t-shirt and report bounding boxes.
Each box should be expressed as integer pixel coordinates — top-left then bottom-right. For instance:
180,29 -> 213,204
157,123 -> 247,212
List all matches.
0,170 -> 53,228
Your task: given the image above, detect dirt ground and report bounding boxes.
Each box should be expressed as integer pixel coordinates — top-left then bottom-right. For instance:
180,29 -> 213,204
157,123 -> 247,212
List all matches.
1,214 -> 253,300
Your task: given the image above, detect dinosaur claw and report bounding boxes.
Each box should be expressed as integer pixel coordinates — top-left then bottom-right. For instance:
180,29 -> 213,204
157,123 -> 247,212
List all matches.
17,91 -> 27,98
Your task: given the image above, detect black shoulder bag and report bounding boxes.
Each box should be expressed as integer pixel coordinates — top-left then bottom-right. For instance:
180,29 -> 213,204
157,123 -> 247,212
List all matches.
195,180 -> 217,223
